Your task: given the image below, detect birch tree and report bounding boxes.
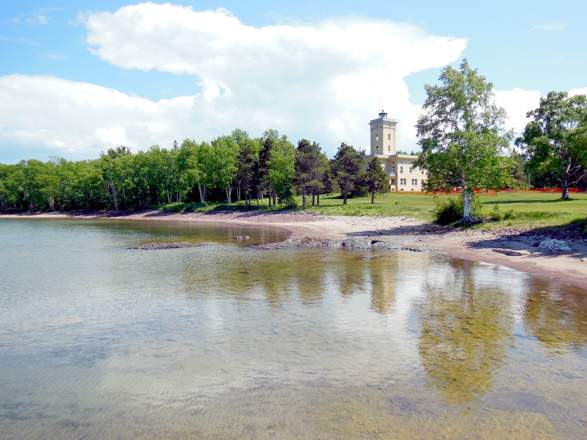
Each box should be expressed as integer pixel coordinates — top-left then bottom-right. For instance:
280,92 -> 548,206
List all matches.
416,60 -> 512,223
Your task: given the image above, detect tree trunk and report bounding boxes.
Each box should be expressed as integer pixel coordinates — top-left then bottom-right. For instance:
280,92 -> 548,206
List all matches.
462,189 -> 473,222
561,172 -> 570,201
311,193 -> 315,206
198,184 -> 206,204
371,190 -> 375,204
109,182 -> 118,211
226,186 -> 232,204
302,190 -> 306,209
317,193 -> 320,206
343,191 -> 348,205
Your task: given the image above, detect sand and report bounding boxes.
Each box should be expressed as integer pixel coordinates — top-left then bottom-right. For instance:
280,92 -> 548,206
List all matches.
2,210 -> 586,289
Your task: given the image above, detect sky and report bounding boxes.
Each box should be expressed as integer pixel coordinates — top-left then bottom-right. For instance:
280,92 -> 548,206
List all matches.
1,0 -> 586,162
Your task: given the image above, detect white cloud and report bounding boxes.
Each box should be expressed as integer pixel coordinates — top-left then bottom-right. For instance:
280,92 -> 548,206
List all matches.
569,87 -> 587,97
0,75 -> 198,155
495,88 -> 542,134
495,86 -> 587,137
77,2 -> 465,155
0,0 -> 581,161
530,22 -> 566,32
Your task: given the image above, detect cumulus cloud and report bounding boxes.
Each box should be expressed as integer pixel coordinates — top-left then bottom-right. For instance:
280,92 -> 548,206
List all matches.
5,1 -> 459,157
495,88 -> 542,134
495,86 -> 587,137
569,87 -> 587,97
6,2 -> 571,158
0,75 -> 198,154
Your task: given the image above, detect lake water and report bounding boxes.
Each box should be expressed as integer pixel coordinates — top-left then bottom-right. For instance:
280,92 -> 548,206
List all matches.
0,219 -> 586,439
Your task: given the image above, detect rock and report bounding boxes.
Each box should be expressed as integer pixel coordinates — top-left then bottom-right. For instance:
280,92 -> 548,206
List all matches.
537,238 -> 571,252
493,249 -> 525,257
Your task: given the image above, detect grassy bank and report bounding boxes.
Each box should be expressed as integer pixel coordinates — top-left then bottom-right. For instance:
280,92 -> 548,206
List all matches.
161,191 -> 587,230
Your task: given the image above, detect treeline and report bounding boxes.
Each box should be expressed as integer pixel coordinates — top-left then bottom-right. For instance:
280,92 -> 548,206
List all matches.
0,129 -> 389,212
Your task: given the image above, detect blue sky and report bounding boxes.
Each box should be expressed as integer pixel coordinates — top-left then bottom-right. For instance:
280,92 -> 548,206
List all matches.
1,1 -> 586,162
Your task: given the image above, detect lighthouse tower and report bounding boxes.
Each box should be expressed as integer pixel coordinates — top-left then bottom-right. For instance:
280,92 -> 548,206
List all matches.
369,110 -> 397,156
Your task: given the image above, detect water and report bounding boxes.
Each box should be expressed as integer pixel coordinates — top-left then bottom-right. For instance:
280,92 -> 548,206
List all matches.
0,219 -> 585,439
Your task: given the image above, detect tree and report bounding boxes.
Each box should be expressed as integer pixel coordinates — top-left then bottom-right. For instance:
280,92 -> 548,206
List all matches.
257,130 -> 277,206
235,139 -> 258,205
295,139 -> 324,208
516,91 -> 587,200
196,142 -> 213,203
332,143 -> 364,205
509,151 -> 529,189
176,139 -> 201,202
364,156 -> 389,203
416,59 -> 513,223
309,153 -> 329,206
256,129 -> 295,206
268,135 -> 296,206
210,136 -> 239,203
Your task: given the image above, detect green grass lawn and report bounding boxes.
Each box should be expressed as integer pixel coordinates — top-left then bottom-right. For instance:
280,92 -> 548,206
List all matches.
305,191 -> 587,229
162,191 -> 587,230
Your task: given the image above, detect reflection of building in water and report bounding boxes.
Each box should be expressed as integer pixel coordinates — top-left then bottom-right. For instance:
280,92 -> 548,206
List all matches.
418,260 -> 512,403
523,279 -> 587,351
367,110 -> 427,192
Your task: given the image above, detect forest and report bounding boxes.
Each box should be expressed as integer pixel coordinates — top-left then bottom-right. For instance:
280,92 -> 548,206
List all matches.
0,128 -> 392,212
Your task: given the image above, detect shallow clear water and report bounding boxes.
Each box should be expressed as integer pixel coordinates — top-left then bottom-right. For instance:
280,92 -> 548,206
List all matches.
0,219 -> 585,439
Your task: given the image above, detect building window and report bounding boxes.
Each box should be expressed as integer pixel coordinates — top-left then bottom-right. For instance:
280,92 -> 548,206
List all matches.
412,179 -> 418,185
400,178 -> 406,185
409,167 -> 413,173
387,134 -> 391,140
400,166 -> 403,173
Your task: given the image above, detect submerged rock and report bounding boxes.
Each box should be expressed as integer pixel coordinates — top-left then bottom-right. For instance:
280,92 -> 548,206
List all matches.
256,235 -> 426,251
128,242 -> 204,250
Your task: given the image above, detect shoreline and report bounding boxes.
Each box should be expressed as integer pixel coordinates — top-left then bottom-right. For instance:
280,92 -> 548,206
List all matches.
2,210 -> 586,290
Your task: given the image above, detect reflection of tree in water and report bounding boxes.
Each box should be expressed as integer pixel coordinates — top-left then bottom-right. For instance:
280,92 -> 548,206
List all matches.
336,252 -> 367,297
294,253 -> 327,304
523,279 -> 587,351
368,255 -> 397,314
183,250 -> 330,306
418,259 -> 512,403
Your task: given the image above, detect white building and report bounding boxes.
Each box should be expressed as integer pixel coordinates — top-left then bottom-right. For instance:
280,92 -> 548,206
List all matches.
367,110 -> 426,192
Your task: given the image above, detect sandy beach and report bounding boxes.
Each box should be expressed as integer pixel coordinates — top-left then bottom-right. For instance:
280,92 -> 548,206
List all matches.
2,210 -> 586,289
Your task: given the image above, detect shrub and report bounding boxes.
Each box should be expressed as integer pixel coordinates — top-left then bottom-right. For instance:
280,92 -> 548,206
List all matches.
434,196 -> 481,225
488,204 -> 515,221
434,197 -> 464,225
161,202 -> 186,213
